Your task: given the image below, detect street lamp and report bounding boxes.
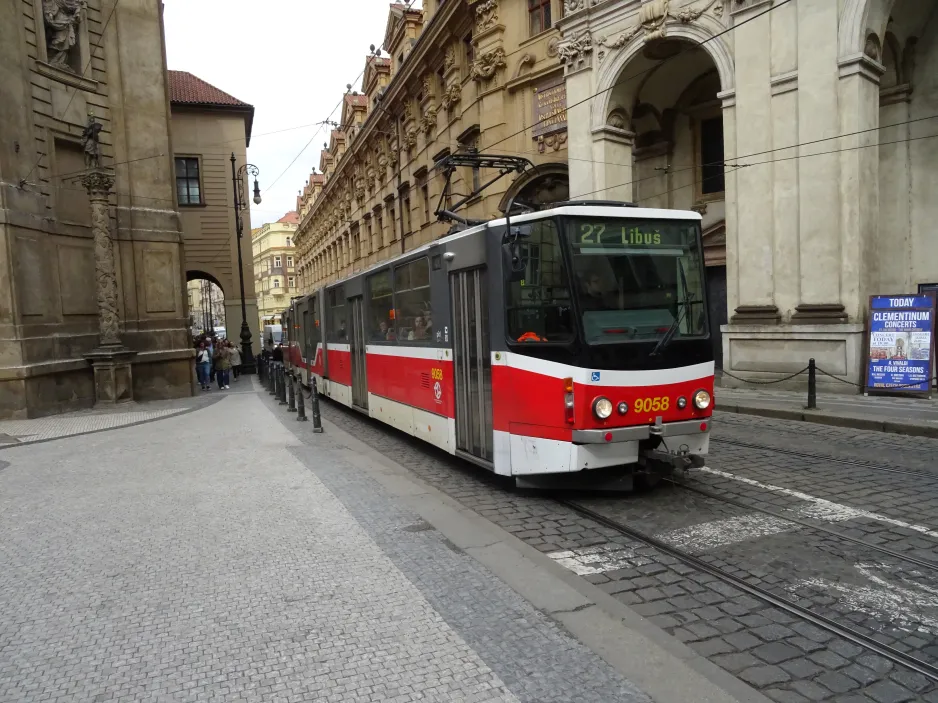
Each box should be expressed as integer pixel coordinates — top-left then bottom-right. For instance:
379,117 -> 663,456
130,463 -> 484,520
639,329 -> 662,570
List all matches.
230,152 -> 262,374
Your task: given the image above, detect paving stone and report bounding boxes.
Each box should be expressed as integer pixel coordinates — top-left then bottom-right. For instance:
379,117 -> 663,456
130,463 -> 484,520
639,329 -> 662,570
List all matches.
887,669 -> 932,694
779,658 -> 824,680
843,664 -> 881,687
688,638 -> 736,658
863,680 -> 916,703
711,652 -> 761,674
787,636 -> 827,654
738,666 -> 790,687
752,624 -> 797,642
816,671 -> 860,694
808,649 -> 849,669
764,690 -> 810,703
790,680 -> 834,702
724,631 -> 761,651
753,642 -> 802,665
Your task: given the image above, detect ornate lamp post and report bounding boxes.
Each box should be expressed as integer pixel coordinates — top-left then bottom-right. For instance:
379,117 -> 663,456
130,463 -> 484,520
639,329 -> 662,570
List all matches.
230,153 -> 262,374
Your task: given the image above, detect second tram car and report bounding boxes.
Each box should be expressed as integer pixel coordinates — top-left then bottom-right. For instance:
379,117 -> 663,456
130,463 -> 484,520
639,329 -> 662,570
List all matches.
281,201 -> 714,488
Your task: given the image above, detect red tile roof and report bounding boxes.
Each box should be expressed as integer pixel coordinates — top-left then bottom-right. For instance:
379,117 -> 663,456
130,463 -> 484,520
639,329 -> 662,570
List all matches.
167,70 -> 252,108
345,94 -> 369,107
277,211 -> 300,224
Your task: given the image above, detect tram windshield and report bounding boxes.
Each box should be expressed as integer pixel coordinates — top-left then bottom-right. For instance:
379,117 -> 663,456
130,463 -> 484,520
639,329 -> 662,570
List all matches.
565,217 -> 707,345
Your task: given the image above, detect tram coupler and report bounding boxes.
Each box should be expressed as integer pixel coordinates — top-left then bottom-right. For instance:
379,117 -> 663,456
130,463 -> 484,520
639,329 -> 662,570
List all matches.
287,372 -> 297,412
643,447 -> 706,471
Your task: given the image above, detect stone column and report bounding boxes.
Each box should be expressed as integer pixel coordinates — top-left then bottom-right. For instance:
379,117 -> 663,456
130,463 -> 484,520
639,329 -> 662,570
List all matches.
81,170 -> 137,406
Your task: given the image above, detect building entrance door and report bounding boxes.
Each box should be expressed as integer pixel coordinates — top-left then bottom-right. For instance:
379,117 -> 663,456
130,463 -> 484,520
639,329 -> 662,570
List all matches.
707,266 -> 727,370
451,268 -> 493,462
349,296 -> 368,410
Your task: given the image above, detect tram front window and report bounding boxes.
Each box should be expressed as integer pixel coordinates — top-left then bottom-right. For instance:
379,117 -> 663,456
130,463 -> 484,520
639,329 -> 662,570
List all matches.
506,219 -> 575,343
566,218 -> 707,345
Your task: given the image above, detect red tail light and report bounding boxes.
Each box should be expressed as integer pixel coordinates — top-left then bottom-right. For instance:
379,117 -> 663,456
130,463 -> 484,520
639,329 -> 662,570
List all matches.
563,377 -> 574,424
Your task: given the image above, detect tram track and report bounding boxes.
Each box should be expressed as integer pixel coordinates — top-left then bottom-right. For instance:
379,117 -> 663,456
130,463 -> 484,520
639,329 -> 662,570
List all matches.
558,498 -> 938,685
711,437 -> 938,481
665,477 -> 938,572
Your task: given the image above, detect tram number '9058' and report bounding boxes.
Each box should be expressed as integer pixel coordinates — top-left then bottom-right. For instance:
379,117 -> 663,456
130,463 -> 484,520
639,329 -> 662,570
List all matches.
634,397 -> 669,413
430,368 -> 444,381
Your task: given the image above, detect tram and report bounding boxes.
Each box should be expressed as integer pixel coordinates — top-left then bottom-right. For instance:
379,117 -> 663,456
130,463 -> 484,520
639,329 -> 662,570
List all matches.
281,201 -> 714,489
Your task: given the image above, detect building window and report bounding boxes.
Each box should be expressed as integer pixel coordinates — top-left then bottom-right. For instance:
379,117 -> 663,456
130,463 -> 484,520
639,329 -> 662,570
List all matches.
175,157 -> 201,205
417,173 -> 430,225
699,116 -> 725,196
464,33 -> 474,70
376,209 -> 385,249
402,191 -> 412,238
288,276 -> 295,288
389,205 -> 397,241
273,279 -> 280,288
528,0 -> 551,35
286,237 -> 291,246
274,255 -> 282,268
287,256 -> 294,267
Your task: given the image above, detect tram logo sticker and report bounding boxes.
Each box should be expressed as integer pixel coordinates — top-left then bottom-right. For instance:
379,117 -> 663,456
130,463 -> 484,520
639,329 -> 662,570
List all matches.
433,381 -> 442,403
591,372 -> 601,382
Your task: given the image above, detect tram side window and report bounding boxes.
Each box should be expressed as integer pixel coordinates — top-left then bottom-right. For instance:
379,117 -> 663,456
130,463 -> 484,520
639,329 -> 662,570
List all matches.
394,257 -> 432,343
506,219 -> 574,343
367,269 -> 396,342
328,286 -> 347,342
310,296 -> 321,346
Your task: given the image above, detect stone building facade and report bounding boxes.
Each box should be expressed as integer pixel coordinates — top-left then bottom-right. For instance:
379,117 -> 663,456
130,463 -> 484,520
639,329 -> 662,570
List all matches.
168,70 -> 260,356
0,0 -> 194,418
253,211 -> 299,329
294,0 -> 571,291
560,0 -> 938,390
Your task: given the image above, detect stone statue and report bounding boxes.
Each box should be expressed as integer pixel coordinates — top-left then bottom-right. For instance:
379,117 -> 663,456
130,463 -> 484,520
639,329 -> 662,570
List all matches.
81,112 -> 102,169
43,0 -> 85,70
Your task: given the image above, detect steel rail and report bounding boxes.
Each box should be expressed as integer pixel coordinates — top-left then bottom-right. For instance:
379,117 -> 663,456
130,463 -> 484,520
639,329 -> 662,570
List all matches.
559,499 -> 938,684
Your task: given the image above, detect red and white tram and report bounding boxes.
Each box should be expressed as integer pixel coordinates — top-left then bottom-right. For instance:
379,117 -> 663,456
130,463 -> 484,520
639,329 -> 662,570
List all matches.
282,201 -> 714,489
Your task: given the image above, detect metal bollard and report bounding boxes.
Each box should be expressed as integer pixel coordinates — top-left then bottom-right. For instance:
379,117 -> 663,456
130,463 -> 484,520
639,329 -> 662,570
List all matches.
296,375 -> 307,421
287,371 -> 297,412
807,357 -> 817,410
310,377 -> 323,433
279,366 -> 288,405
269,362 -> 277,395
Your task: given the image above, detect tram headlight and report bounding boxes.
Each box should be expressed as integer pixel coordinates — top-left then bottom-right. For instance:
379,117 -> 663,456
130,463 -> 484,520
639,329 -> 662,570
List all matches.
617,401 -> 628,415
693,389 -> 711,410
592,396 -> 613,420
677,396 -> 687,409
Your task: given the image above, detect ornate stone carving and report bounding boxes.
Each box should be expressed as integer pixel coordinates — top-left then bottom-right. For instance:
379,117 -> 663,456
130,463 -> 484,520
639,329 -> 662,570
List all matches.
547,37 -> 560,58
444,45 -> 457,71
421,73 -> 434,98
536,131 -> 568,154
81,112 -> 103,169
563,0 -> 587,13
403,126 -> 418,151
640,0 -> 670,41
558,32 -> 593,68
474,0 -> 498,31
42,0 -> 85,70
513,54 -> 535,79
421,105 -> 439,135
607,108 -> 629,130
471,47 -> 507,81
440,83 -> 462,111
80,170 -> 122,348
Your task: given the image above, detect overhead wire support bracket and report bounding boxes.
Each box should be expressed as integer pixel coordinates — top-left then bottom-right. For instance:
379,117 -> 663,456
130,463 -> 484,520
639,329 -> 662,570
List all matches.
433,149 -> 534,226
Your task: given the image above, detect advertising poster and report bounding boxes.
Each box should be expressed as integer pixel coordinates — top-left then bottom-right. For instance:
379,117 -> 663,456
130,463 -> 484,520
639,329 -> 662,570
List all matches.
865,295 -> 936,396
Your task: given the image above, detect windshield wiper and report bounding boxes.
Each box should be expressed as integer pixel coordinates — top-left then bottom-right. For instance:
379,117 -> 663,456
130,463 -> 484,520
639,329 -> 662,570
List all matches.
650,259 -> 695,357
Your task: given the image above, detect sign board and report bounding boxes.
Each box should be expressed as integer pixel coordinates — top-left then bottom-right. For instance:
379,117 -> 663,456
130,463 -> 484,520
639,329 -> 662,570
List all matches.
864,294 -> 936,396
532,76 -> 567,139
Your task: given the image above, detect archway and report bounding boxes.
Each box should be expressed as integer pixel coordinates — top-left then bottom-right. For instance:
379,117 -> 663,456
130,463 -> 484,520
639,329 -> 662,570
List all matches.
499,164 -> 570,213
185,270 -> 227,339
595,36 -> 729,367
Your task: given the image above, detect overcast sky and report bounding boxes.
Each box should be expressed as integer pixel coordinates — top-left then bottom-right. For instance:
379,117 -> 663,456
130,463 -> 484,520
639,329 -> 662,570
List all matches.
162,0 -> 402,226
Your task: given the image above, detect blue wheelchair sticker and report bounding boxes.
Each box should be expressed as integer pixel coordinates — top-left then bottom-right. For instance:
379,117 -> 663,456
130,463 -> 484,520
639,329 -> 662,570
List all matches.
590,372 -> 601,382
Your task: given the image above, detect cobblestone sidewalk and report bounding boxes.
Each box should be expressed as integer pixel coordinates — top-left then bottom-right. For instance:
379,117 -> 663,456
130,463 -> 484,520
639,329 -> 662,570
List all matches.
0,391 -> 652,703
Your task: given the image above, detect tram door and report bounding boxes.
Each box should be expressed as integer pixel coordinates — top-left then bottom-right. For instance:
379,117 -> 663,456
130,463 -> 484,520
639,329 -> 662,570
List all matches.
349,296 -> 369,410
451,268 -> 493,462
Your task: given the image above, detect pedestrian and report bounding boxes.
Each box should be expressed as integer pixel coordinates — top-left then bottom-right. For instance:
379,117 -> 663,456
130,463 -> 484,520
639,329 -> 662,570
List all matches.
207,336 -> 216,383
213,342 -> 232,390
272,343 -> 284,363
195,342 -> 211,390
228,340 -> 242,381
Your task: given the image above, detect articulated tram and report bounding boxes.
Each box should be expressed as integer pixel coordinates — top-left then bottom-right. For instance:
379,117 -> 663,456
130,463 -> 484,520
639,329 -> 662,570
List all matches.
281,201 -> 714,489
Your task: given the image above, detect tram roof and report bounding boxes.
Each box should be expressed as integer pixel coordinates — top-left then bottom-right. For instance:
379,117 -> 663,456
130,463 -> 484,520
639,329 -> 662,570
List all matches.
318,203 -> 702,292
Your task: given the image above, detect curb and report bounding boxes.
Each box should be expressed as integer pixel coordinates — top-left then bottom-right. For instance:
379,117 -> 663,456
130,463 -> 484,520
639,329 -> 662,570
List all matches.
718,403 -> 938,439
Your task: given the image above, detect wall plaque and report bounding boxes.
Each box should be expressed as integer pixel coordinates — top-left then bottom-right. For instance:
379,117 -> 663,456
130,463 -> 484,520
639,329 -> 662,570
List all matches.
532,76 -> 567,139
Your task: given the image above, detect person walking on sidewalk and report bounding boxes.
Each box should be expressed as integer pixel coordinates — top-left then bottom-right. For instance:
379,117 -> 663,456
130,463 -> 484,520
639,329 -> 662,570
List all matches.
195,342 -> 211,391
228,340 -> 242,381
213,342 -> 232,390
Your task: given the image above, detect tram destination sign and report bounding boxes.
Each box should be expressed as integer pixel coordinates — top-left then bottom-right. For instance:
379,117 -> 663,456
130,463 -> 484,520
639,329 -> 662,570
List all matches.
865,294 -> 936,396
572,220 -> 691,249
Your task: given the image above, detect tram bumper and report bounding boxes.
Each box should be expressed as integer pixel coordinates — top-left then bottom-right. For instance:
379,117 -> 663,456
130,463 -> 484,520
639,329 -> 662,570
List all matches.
570,419 -> 710,471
